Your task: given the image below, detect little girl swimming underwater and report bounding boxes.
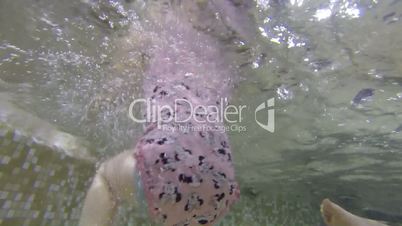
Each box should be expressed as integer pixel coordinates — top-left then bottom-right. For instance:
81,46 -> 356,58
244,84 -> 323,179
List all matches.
78,1 -> 391,226
80,1 -> 248,225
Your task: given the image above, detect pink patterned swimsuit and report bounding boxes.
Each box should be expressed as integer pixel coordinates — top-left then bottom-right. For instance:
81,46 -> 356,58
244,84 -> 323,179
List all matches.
132,4 -> 241,226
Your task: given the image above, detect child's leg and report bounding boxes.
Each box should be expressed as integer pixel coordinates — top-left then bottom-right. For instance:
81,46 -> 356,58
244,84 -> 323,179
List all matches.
321,199 -> 388,226
78,167 -> 117,226
79,150 -> 136,226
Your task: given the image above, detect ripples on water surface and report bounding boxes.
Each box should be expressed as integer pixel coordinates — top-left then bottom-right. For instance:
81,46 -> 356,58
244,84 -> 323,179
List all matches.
0,0 -> 401,225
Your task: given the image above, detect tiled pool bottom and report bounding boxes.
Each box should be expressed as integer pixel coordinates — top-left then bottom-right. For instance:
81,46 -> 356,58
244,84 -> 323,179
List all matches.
0,125 -> 94,226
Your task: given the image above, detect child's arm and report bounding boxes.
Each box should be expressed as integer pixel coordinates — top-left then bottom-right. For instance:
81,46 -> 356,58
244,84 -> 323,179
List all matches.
79,150 -> 136,226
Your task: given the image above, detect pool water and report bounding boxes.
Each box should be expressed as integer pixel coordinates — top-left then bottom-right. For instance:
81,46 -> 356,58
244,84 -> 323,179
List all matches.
0,0 -> 401,225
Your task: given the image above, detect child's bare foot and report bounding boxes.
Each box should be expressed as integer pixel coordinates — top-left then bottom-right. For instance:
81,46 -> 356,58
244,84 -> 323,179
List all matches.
321,199 -> 388,226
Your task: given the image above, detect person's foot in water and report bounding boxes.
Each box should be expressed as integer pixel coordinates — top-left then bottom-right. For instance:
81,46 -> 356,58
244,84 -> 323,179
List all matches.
321,199 -> 388,226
